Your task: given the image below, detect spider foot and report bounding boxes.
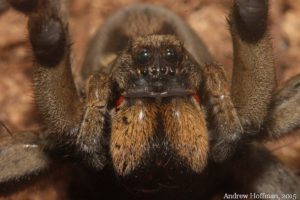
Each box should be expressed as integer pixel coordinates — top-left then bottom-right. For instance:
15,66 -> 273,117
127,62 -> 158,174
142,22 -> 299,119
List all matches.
28,16 -> 66,67
6,0 -> 38,13
233,0 -> 269,42
6,0 -> 67,67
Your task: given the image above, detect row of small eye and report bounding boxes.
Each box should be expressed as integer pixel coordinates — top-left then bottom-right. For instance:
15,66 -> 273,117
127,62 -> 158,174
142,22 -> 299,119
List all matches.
138,65 -> 176,76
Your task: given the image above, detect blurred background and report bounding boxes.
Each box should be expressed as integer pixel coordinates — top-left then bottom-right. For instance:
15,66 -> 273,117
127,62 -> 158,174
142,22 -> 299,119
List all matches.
0,0 -> 299,199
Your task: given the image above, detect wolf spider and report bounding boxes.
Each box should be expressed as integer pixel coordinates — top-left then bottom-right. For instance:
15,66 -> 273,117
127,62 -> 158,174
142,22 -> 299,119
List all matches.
0,0 -> 300,199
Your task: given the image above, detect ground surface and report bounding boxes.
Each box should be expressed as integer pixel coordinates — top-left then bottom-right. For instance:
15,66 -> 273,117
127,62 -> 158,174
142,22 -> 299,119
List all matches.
0,0 -> 299,199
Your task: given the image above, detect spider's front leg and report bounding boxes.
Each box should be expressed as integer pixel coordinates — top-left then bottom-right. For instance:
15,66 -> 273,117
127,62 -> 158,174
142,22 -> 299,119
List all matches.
201,64 -> 243,162
6,0 -> 83,134
230,0 -> 276,134
0,130 -> 51,194
6,0 -> 108,169
266,74 -> 300,138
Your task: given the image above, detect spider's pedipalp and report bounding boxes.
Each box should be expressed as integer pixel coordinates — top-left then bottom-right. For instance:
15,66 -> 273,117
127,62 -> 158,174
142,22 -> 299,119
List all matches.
201,64 -> 243,162
76,73 -> 112,170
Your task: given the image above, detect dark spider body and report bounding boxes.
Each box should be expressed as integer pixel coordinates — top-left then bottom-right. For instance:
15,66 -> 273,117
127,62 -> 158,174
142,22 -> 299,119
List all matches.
0,0 -> 300,200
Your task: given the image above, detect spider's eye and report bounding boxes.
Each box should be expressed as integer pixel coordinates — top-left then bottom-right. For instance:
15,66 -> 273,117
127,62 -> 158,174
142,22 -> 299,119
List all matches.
136,48 -> 152,65
163,47 -> 178,63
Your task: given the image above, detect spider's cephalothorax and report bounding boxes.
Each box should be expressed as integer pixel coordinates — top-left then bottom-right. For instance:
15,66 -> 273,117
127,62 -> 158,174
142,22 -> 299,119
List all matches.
1,0 -> 300,199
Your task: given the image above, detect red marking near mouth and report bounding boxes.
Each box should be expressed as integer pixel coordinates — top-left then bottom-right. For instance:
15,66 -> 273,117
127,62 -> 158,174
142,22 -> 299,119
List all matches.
192,94 -> 201,103
115,96 -> 125,108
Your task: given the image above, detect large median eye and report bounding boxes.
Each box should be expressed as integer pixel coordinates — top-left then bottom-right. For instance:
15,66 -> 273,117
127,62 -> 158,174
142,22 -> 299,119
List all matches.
136,48 -> 152,65
163,47 -> 178,63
